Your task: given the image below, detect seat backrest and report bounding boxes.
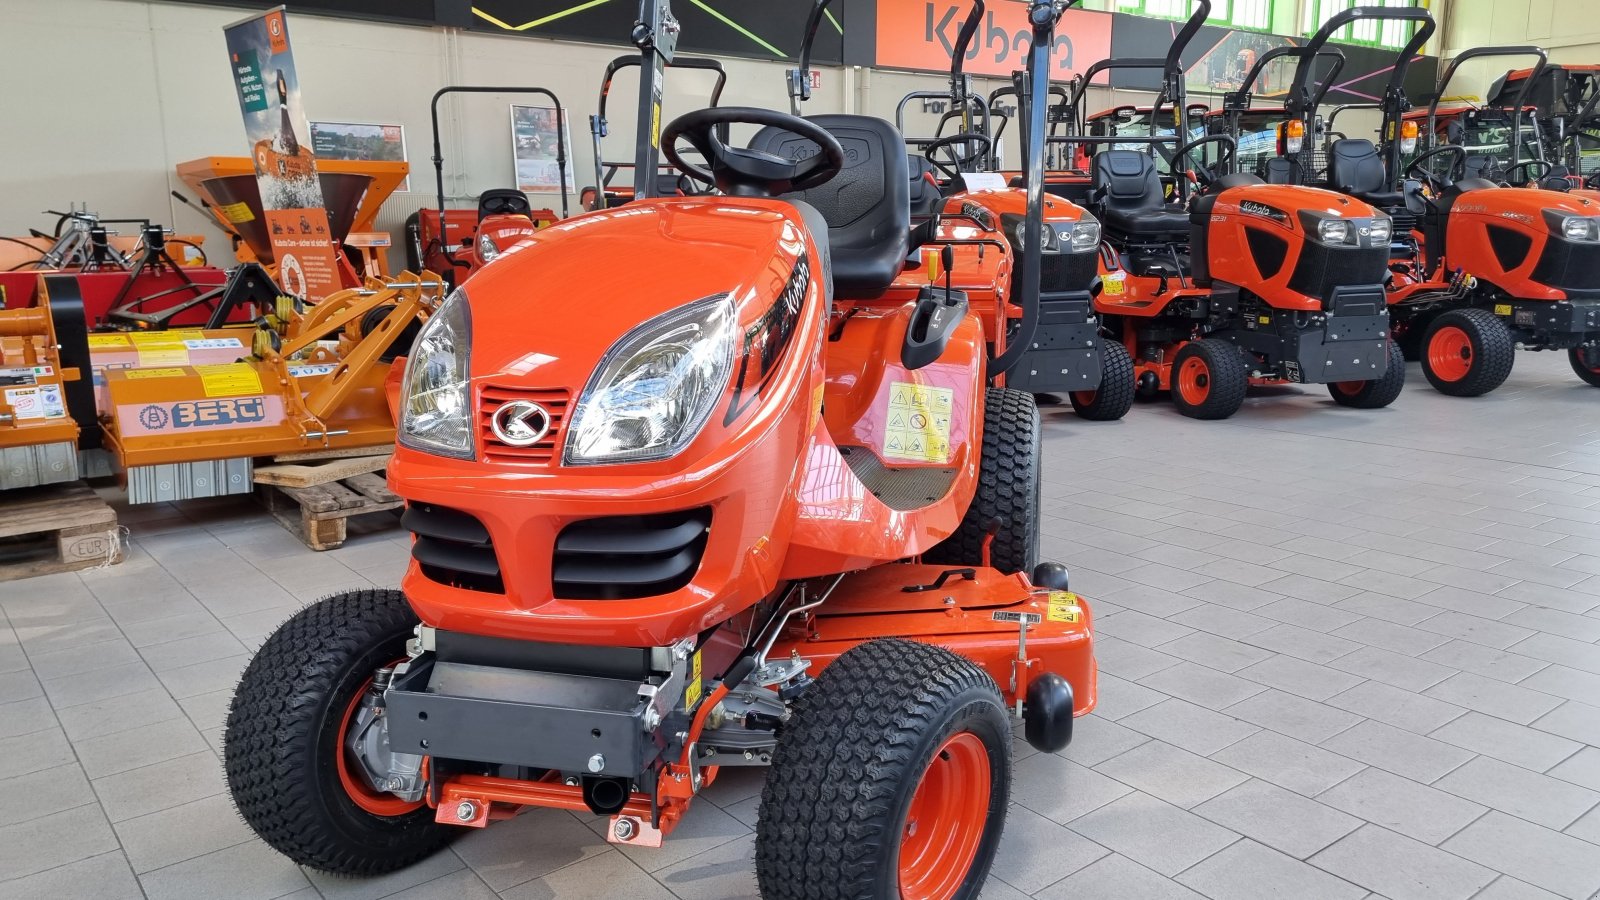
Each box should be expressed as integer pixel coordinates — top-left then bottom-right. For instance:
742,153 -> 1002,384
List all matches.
478,189 -> 531,221
908,155 -> 942,220
749,114 -> 911,299
1262,156 -> 1302,185
1463,154 -> 1496,181
1327,139 -> 1389,195
1092,151 -> 1165,211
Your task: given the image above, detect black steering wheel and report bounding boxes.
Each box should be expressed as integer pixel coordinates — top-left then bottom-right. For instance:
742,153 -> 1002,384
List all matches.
1166,134 -> 1236,188
661,107 -> 845,197
923,133 -> 994,182
1501,159 -> 1554,187
1405,145 -> 1468,192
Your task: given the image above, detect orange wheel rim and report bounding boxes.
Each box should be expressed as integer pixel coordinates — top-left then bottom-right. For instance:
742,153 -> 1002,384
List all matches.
1428,326 -> 1473,382
335,665 -> 425,817
1332,381 -> 1364,396
1071,390 -> 1097,406
1582,348 -> 1600,373
898,732 -> 991,900
1176,356 -> 1211,406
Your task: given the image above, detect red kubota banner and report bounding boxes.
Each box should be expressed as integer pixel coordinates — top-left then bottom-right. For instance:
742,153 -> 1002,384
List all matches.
223,6 -> 343,301
876,0 -> 1114,81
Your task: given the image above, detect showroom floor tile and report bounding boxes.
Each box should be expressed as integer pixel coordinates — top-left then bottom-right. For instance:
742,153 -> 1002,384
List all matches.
1,352 -> 1599,899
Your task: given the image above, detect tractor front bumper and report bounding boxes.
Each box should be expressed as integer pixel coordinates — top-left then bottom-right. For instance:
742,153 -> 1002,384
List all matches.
1494,297 -> 1600,348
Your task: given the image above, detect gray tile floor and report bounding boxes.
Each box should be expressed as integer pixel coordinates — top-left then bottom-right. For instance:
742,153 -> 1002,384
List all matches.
2,351 -> 1600,900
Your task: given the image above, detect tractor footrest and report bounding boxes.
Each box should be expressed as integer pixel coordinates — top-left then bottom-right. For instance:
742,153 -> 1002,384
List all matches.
385,654 -> 655,777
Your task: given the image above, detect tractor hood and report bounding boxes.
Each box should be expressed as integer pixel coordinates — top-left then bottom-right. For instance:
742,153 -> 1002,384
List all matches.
1446,185 -> 1600,225
460,198 -> 810,385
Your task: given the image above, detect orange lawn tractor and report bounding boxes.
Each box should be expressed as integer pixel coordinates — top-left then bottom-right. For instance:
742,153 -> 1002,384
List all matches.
1286,8 -> 1600,394
1070,0 -> 1403,420
223,1 -> 1098,896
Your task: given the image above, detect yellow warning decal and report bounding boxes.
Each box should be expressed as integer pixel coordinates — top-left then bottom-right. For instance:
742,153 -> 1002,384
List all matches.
130,329 -> 204,345
683,650 -> 703,709
1494,303 -> 1513,316
1047,590 -> 1082,624
196,363 -> 263,398
1258,315 -> 1272,325
122,367 -> 188,380
87,334 -> 130,349
651,102 -> 661,149
1103,272 -> 1126,296
884,381 -> 953,463
217,201 -> 256,224
137,347 -> 190,367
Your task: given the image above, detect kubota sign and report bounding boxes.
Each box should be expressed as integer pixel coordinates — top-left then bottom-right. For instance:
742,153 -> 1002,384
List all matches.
875,0 -> 1114,79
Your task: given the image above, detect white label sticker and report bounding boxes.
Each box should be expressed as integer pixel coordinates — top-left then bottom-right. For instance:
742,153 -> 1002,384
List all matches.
39,385 -> 65,418
183,338 -> 245,350
5,387 -> 42,419
288,364 -> 339,378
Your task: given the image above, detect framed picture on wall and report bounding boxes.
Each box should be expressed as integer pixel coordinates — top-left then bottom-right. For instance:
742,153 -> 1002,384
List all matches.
309,122 -> 411,191
510,104 -> 576,194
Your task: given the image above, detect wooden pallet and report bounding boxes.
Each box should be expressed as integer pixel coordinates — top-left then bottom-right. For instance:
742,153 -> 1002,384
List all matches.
253,452 -> 392,489
259,471 -> 403,551
0,481 -> 122,580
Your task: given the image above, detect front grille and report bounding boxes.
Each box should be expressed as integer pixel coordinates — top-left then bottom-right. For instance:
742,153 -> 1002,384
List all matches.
478,385 -> 569,465
1531,238 -> 1600,291
1042,249 -> 1099,294
1288,244 -> 1389,306
552,508 -> 711,600
405,502 -> 503,593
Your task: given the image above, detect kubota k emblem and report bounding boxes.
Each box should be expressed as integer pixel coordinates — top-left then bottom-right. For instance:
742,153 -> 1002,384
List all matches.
491,400 -> 551,447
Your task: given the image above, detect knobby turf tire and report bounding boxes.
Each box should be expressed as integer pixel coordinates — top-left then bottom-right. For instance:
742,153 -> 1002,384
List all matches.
923,387 -> 1040,574
1069,338 -> 1135,421
1570,346 -> 1600,387
754,639 -> 1011,900
1170,339 -> 1248,420
1329,339 -> 1406,408
1421,308 -> 1514,397
224,589 -> 454,875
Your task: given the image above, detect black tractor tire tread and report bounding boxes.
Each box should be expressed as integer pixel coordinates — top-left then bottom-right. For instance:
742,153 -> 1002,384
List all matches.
755,639 -> 1010,900
225,589 -> 454,875
1570,346 -> 1600,387
1070,339 -> 1136,421
1422,308 -> 1515,397
1172,339 -> 1248,420
1329,339 -> 1406,408
923,387 -> 1039,574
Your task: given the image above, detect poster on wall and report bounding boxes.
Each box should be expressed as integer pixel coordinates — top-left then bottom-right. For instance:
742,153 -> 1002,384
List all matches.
310,122 -> 411,190
509,105 -> 575,194
223,6 -> 342,301
873,0 -> 1113,80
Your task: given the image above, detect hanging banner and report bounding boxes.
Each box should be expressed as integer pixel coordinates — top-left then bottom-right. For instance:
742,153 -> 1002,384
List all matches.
874,0 -> 1113,80
223,6 -> 342,301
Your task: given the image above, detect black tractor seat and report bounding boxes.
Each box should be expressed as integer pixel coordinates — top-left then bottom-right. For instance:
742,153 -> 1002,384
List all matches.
751,114 -> 912,300
1327,139 -> 1403,207
1090,150 -> 1190,240
908,155 -> 944,221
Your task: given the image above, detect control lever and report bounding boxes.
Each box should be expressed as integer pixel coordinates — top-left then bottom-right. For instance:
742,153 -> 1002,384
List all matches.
902,245 -> 968,371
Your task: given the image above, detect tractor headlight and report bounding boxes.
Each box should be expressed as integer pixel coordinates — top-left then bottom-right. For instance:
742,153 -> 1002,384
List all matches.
1558,215 -> 1600,242
1065,219 -> 1102,252
399,289 -> 473,460
564,294 -> 736,465
1318,219 -> 1351,245
1366,217 -> 1393,246
476,233 -> 500,264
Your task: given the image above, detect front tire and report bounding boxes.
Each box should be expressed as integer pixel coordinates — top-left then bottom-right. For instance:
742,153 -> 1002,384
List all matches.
1170,339 -> 1248,419
755,639 -> 1012,900
924,387 -> 1039,574
224,589 -> 453,875
1069,339 -> 1135,421
1421,308 -> 1514,397
1570,345 -> 1600,387
1329,340 -> 1406,408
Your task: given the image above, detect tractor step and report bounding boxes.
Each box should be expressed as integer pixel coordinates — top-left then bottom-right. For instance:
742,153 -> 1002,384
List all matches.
0,481 -> 122,581
258,470 -> 402,551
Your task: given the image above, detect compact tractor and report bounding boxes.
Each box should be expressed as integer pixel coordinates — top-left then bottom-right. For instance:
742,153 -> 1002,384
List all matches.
225,1 -> 1097,897
1068,0 -> 1403,420
1283,7 -> 1600,393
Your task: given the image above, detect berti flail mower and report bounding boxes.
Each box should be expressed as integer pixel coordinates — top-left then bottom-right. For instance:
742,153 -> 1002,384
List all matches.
224,1 -> 1097,896
1285,7 -> 1600,394
1070,0 -> 1403,420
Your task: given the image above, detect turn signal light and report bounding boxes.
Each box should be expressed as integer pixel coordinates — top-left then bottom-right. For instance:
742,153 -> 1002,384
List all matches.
1400,121 -> 1420,155
1284,120 -> 1306,155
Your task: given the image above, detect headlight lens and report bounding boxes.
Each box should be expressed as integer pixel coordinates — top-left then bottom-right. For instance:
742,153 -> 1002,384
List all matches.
1067,219 -> 1102,252
564,295 -> 736,465
398,289 -> 473,459
1318,219 -> 1351,244
476,233 -> 500,263
1367,217 -> 1393,245
1560,215 -> 1600,242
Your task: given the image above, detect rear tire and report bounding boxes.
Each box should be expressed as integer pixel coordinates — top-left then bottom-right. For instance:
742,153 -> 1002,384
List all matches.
1570,346 -> 1600,387
1421,309 -> 1514,397
1329,340 -> 1406,408
224,589 -> 453,875
1069,339 -> 1135,421
755,639 -> 1011,900
924,388 -> 1039,574
1170,339 -> 1248,420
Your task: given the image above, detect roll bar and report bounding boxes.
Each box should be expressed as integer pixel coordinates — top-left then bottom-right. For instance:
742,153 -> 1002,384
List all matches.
1425,47 -> 1548,173
894,1 -> 994,169
630,0 -> 680,199
1226,45 -> 1346,117
590,54 -> 726,208
430,85 -> 570,224
1294,6 -> 1436,188
789,0 -> 839,113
